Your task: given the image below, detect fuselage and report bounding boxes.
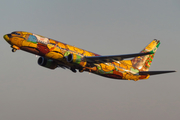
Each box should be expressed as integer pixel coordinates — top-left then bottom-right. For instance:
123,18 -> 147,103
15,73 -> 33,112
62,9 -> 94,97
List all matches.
3,31 -> 150,81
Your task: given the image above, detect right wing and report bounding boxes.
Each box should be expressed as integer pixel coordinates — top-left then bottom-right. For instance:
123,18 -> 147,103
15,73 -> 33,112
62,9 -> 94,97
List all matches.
85,52 -> 152,64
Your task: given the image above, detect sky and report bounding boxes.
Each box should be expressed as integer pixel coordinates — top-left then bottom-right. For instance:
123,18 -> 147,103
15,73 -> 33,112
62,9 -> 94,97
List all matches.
0,0 -> 179,120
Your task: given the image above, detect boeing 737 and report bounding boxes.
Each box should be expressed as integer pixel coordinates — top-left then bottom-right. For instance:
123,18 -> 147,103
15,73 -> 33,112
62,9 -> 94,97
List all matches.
3,31 -> 175,81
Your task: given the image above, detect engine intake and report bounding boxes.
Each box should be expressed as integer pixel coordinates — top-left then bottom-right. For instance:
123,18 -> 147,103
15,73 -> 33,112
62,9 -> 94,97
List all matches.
38,57 -> 58,69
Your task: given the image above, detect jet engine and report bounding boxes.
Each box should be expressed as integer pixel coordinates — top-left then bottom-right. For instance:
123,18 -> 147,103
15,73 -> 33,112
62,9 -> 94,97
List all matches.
38,57 -> 58,69
66,54 -> 87,67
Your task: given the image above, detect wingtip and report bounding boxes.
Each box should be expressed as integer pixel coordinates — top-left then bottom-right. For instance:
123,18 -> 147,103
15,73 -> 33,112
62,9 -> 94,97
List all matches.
168,70 -> 176,73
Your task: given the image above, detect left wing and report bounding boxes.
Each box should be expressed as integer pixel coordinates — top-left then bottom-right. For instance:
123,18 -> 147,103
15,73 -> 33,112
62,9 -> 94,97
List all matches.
85,52 -> 152,64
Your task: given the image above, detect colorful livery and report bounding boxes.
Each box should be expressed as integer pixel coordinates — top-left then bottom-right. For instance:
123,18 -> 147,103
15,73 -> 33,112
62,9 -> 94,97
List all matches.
3,31 -> 175,81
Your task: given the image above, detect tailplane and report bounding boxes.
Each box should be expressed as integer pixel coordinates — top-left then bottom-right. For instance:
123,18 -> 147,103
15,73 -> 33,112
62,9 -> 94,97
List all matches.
139,71 -> 176,75
131,39 -> 160,71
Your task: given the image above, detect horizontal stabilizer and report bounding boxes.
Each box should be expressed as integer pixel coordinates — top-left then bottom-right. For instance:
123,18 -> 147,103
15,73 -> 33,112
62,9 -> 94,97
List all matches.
139,71 -> 176,75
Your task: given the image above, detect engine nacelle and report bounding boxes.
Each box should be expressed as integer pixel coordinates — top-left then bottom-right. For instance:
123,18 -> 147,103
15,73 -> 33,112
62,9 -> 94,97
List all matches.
38,57 -> 58,69
66,54 -> 87,67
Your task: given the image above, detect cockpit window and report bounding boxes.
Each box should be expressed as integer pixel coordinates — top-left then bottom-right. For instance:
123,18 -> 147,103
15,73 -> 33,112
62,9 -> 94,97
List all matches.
11,32 -> 21,35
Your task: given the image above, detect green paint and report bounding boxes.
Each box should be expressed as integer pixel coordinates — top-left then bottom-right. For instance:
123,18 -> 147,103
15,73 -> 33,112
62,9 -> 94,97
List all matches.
64,51 -> 71,56
96,65 -> 114,74
75,54 -> 82,64
131,68 -> 139,74
27,40 -> 37,44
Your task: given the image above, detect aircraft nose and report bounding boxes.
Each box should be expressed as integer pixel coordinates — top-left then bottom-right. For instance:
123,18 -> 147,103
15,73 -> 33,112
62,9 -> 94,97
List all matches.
3,34 -> 10,43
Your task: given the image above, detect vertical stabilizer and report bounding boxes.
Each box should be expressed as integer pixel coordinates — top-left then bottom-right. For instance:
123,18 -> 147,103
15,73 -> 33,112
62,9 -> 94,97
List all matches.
131,39 -> 160,71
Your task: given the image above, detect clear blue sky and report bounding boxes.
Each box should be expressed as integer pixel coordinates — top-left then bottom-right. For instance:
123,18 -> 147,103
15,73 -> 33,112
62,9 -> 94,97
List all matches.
0,0 -> 179,120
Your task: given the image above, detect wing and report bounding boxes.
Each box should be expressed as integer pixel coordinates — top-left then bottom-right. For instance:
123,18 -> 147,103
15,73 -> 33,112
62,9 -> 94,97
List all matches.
85,52 -> 152,64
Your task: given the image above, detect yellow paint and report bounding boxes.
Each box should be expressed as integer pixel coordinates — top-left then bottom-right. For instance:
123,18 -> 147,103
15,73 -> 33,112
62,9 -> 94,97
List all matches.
57,42 -> 66,49
49,39 -> 56,44
100,63 -> 115,72
120,60 -> 132,69
12,45 -> 20,50
79,61 -> 87,67
144,74 -> 150,79
21,31 -> 32,35
145,40 -> 157,51
74,47 -> 84,54
47,44 -> 61,52
45,52 -> 64,60
66,45 -> 75,51
72,54 -> 78,63
122,72 -> 140,81
83,50 -> 94,56
10,37 -> 23,47
22,40 -> 37,48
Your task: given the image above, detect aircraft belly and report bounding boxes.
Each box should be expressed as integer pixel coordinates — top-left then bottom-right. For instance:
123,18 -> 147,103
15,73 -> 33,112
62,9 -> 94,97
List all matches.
100,71 -> 150,81
21,46 -> 39,54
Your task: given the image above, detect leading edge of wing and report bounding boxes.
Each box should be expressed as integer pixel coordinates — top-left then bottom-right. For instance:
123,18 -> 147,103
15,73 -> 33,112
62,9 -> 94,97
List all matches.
85,52 -> 152,63
139,71 -> 176,75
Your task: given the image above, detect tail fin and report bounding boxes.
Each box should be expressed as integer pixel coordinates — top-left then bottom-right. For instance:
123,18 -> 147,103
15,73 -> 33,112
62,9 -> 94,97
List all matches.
131,39 -> 160,71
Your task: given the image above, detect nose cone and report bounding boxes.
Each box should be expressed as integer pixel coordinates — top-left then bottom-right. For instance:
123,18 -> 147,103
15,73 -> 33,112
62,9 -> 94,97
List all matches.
3,34 -> 10,43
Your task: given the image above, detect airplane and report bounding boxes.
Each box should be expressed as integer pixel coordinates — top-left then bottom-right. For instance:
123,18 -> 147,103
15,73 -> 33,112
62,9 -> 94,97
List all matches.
3,31 -> 175,81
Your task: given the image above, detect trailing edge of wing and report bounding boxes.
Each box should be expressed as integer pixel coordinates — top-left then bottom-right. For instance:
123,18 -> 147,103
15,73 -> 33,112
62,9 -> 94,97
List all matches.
85,52 -> 152,63
139,71 -> 176,75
